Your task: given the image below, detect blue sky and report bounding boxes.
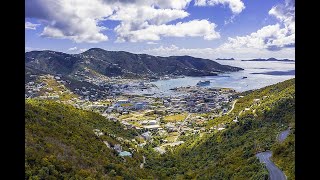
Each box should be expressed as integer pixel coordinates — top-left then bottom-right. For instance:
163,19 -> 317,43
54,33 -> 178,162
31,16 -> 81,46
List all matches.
25,0 -> 295,60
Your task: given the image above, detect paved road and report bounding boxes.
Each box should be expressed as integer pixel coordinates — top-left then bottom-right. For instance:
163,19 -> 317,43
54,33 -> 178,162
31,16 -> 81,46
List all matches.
227,100 -> 238,115
256,129 -> 291,180
178,113 -> 191,132
278,129 -> 290,142
256,151 -> 286,180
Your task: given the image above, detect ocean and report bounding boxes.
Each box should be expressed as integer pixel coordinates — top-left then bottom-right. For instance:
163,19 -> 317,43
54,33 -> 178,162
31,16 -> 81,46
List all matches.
126,60 -> 295,97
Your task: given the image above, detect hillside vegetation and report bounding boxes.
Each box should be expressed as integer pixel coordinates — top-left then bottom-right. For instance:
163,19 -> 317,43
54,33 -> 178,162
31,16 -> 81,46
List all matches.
25,99 -> 153,179
271,127 -> 295,180
145,78 -> 295,179
25,78 -> 295,179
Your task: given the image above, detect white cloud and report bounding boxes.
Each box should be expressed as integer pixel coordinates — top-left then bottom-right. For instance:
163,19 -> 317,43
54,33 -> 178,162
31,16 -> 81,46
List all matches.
194,0 -> 245,14
173,0 -> 295,58
25,22 -> 40,30
103,0 -> 192,10
66,47 -> 88,53
25,46 -> 46,52
153,0 -> 192,9
143,44 -> 295,60
268,0 -> 295,35
26,0 -> 220,43
218,0 -> 294,52
109,6 -> 189,25
147,42 -> 158,45
224,15 -> 236,25
115,19 -> 220,42
68,47 -> 78,51
109,3 -> 218,42
26,0 -> 112,43
79,48 -> 88,53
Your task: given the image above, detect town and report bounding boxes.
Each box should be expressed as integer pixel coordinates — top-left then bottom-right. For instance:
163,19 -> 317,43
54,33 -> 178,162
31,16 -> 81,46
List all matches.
25,72 -> 237,155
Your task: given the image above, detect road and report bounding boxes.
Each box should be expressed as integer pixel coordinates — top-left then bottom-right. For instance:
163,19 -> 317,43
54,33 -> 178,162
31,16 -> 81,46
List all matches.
178,113 -> 191,133
227,100 -> 238,115
278,128 -> 290,142
256,151 -> 286,180
256,129 -> 290,180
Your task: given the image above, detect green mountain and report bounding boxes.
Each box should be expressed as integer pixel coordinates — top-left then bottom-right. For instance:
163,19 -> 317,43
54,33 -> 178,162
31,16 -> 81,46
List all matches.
25,48 -> 243,78
145,78 -> 295,179
25,78 -> 295,179
25,99 -> 154,179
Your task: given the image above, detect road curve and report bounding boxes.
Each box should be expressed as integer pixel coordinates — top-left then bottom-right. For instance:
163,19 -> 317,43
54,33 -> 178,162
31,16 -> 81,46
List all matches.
278,129 -> 290,142
227,100 -> 238,115
256,151 -> 286,180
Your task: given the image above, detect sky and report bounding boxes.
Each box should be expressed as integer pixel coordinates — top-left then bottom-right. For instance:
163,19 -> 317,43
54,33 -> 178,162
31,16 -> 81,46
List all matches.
25,0 -> 295,60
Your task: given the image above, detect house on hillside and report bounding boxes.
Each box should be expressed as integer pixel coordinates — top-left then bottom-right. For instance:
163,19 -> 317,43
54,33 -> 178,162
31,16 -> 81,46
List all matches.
119,151 -> 132,157
117,99 -> 130,104
134,102 -> 144,110
148,120 -> 157,125
113,144 -> 122,152
143,125 -> 161,132
141,131 -> 152,140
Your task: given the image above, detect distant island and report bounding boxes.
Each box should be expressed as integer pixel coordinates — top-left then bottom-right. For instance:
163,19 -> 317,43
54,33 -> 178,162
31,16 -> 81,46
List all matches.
241,58 -> 294,62
251,69 -> 295,76
216,58 -> 235,60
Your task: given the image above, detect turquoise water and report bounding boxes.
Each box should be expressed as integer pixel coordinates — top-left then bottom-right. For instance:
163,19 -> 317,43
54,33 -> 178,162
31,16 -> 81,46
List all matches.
126,60 -> 295,97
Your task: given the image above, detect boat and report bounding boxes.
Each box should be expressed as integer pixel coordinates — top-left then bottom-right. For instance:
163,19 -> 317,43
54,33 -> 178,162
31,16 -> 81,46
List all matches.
242,76 -> 247,79
196,80 -> 210,86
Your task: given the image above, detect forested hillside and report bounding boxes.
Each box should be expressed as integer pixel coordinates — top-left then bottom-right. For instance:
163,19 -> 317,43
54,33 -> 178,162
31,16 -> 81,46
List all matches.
145,78 -> 295,179
25,78 -> 295,179
25,99 -> 154,179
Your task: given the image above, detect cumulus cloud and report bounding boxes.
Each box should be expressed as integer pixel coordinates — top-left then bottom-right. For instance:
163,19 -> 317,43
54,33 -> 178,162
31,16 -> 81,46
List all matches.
218,0 -> 294,52
115,19 -> 220,42
67,47 -> 88,53
68,47 -> 78,51
103,0 -> 192,10
143,0 -> 295,59
143,44 -> 295,60
108,2 -> 219,42
153,0 -> 192,9
79,48 -> 88,53
194,0 -> 245,14
26,0 -> 113,43
25,46 -> 46,52
147,42 -> 158,45
25,22 -> 40,30
25,0 -> 220,43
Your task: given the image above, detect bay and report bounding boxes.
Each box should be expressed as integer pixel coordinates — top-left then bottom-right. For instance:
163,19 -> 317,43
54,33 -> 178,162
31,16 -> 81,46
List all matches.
126,60 -> 295,97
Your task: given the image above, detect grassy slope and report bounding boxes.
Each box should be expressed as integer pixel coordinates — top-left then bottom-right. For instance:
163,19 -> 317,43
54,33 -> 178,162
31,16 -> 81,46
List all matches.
145,78 -> 295,179
25,99 -> 154,179
271,127 -> 295,180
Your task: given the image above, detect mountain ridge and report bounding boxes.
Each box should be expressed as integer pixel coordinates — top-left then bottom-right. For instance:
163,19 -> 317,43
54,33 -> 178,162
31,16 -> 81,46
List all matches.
241,58 -> 294,62
25,48 -> 243,78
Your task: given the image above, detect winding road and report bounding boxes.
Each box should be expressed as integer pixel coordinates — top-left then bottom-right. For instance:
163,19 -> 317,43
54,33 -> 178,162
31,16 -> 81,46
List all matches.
256,151 -> 286,180
278,128 -> 290,142
256,129 -> 290,180
227,100 -> 238,115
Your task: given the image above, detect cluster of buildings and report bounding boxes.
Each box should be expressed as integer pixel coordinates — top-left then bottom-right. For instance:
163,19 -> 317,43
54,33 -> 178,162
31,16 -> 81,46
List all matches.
25,74 -> 69,99
93,129 -> 133,157
25,72 -> 237,155
162,87 -> 235,114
